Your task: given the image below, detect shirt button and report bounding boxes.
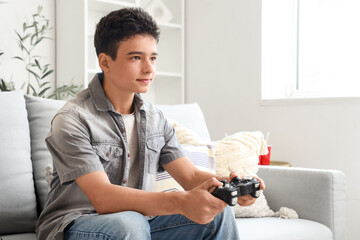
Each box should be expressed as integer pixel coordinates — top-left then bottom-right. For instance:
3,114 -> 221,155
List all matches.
123,179 -> 127,184
128,153 -> 131,158
121,129 -> 126,133
106,152 -> 110,157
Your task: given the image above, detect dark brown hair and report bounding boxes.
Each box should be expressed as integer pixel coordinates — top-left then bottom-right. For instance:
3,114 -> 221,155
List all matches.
94,7 -> 160,60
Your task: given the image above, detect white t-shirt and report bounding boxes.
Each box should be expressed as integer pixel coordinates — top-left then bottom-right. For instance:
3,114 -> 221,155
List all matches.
122,112 -> 140,188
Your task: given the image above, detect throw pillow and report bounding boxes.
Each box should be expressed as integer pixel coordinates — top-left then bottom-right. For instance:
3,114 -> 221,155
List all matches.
212,132 -> 277,217
25,95 -> 66,213
214,131 -> 268,177
153,144 -> 216,192
170,120 -> 276,218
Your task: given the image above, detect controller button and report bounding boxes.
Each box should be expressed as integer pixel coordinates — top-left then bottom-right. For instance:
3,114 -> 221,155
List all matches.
231,191 -> 237,196
255,191 -> 260,197
232,198 -> 237,206
255,183 -> 260,188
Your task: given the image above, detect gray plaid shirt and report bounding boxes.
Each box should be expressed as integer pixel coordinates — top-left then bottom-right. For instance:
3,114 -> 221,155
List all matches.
36,73 -> 185,240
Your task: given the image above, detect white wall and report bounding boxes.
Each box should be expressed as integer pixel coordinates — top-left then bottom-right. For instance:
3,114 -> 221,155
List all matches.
0,0 -> 55,92
185,0 -> 359,239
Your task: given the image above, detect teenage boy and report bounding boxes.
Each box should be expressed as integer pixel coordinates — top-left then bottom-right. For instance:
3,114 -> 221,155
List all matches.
36,7 -> 265,240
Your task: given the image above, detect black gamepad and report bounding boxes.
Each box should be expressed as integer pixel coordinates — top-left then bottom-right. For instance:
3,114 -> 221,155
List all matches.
211,177 -> 261,206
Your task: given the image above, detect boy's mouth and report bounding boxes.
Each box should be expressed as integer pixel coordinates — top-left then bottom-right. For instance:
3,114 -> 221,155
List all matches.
137,79 -> 151,84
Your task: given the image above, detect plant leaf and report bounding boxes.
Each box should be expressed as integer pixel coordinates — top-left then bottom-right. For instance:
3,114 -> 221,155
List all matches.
26,23 -> 35,29
15,31 -> 23,41
40,81 -> 50,88
30,33 -> 37,45
27,68 -> 40,80
34,22 -> 39,39
41,69 -> 54,79
17,40 -> 30,55
29,84 -> 38,96
0,79 -> 13,91
13,56 -> 23,61
38,86 -> 50,97
47,83 -> 82,100
35,59 -> 41,70
22,33 -> 31,41
21,81 -> 26,90
33,37 -> 44,46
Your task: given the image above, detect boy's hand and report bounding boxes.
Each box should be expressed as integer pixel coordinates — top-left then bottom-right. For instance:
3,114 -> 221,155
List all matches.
178,177 -> 228,225
228,172 -> 266,207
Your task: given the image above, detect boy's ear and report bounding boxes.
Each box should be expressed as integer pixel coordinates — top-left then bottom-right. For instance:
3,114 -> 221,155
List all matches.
98,53 -> 111,72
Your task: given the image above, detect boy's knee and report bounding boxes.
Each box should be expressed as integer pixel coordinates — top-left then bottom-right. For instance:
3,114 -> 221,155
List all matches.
219,206 -> 235,221
213,206 -> 239,238
104,211 -> 151,240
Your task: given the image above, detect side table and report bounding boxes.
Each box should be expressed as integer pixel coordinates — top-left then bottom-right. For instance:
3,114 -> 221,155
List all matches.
269,161 -> 292,167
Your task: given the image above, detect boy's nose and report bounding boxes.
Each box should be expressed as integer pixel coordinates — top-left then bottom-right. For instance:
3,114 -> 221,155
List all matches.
142,60 -> 155,74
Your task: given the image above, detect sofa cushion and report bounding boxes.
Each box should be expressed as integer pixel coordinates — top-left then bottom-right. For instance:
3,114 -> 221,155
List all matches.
24,95 -> 65,213
157,103 -> 211,142
0,91 -> 37,234
236,217 -> 332,240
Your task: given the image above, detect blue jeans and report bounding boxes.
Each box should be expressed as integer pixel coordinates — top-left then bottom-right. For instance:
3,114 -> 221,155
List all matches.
64,207 -> 240,240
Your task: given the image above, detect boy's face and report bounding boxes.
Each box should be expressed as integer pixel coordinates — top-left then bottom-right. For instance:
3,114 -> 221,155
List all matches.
101,34 -> 157,97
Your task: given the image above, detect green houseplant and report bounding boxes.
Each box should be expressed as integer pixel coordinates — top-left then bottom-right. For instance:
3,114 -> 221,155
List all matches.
13,5 -> 54,97
0,5 -> 81,99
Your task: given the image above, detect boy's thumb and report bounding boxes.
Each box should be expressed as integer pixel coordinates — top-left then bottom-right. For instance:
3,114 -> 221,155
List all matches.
202,177 -> 223,192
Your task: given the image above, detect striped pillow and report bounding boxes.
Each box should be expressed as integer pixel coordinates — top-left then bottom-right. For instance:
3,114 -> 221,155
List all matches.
154,144 -> 216,192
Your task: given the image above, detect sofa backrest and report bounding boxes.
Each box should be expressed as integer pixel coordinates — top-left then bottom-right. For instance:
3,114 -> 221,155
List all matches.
0,91 -> 37,234
157,103 -> 211,142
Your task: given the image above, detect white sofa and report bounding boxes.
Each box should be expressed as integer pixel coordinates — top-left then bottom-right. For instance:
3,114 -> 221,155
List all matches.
0,91 -> 346,240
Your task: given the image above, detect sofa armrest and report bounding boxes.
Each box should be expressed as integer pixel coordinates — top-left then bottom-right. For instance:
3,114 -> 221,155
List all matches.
258,166 -> 346,240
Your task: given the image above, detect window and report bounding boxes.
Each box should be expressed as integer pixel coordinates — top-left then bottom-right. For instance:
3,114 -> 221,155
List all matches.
262,0 -> 360,100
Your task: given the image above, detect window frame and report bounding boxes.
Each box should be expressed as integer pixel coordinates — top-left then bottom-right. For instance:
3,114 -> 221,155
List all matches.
261,0 -> 360,103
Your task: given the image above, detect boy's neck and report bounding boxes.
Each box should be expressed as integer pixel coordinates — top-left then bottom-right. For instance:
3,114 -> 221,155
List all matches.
103,80 -> 135,115
109,95 -> 135,114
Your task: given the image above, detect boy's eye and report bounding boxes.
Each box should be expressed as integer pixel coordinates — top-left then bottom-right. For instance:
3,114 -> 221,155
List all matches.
150,56 -> 157,61
131,56 -> 140,60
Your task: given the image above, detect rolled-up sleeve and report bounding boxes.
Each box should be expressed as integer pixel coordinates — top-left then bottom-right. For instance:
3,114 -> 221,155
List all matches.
46,112 -> 103,185
158,115 -> 186,166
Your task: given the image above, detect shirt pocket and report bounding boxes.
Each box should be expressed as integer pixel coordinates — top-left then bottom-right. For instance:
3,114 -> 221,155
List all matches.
146,137 -> 165,174
93,144 -> 123,161
92,144 -> 123,182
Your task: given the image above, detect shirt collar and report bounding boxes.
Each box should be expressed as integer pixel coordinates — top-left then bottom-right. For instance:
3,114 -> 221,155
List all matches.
88,73 -> 145,113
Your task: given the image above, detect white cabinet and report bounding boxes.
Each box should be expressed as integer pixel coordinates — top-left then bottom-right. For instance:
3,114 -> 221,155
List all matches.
56,0 -> 184,104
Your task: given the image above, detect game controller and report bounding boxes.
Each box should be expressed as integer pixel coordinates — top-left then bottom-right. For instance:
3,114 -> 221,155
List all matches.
211,177 -> 261,206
